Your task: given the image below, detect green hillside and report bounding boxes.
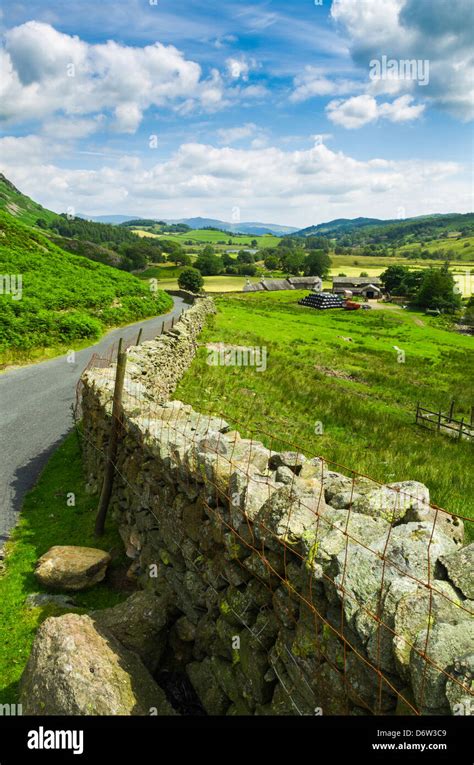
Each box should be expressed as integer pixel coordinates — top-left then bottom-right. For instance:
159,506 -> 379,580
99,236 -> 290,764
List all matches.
0,211 -> 172,364
295,213 -> 474,248
0,174 -> 59,227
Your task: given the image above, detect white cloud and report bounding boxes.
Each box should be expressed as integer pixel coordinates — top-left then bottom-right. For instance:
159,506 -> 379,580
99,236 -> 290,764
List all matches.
290,66 -> 362,103
326,95 -> 378,129
327,94 -> 424,128
217,123 -> 258,144
0,21 -> 225,130
225,55 -> 256,81
1,136 -> 469,225
378,94 -> 425,123
331,0 -> 474,120
41,116 -> 104,139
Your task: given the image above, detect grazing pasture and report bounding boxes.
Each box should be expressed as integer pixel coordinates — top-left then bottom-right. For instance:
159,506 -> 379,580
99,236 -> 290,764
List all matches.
175,291 -> 474,532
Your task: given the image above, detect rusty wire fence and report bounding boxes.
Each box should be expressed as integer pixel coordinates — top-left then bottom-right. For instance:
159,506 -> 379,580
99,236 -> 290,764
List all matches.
74,346 -> 474,716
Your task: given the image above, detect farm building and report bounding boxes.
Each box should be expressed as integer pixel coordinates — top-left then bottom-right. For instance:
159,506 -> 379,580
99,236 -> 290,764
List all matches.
243,276 -> 322,293
332,277 -> 383,299
287,276 -> 323,291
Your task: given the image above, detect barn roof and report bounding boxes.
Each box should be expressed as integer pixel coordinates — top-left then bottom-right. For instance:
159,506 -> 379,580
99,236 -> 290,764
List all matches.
288,276 -> 322,284
332,276 -> 382,285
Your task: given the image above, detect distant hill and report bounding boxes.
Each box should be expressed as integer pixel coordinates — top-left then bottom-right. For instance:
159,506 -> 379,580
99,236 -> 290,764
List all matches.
295,217 -> 381,237
293,213 -> 474,246
79,214 -> 138,225
83,214 -> 298,236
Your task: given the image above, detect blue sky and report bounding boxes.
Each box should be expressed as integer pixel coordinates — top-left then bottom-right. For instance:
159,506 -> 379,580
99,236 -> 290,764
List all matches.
0,0 -> 472,226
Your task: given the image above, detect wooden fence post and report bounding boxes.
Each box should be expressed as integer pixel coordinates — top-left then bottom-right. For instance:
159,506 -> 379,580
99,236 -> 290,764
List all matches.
459,417 -> 464,441
437,410 -> 442,433
95,339 -> 127,536
161,320 -> 165,334
448,399 -> 455,422
136,327 -> 143,345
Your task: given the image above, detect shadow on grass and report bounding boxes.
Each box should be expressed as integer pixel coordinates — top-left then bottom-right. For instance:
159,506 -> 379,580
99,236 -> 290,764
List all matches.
0,431 -> 128,704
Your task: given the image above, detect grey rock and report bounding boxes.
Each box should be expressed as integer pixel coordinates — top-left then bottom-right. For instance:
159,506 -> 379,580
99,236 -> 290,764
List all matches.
329,490 -> 363,509
187,658 -> 230,715
20,614 -> 176,715
352,481 -> 429,523
275,465 -> 296,485
345,652 -> 397,713
404,505 -> 464,547
25,593 -> 77,610
332,522 -> 456,631
254,484 -> 327,547
445,653 -> 474,715
439,544 -> 474,599
393,581 -> 469,679
304,507 -> 390,568
35,546 -> 111,591
410,621 -> 474,711
229,469 -> 278,526
92,591 -> 169,673
268,451 -> 306,472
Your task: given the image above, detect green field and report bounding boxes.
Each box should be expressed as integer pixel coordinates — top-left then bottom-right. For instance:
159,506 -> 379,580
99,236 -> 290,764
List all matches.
175,291 -> 474,533
132,227 -> 279,248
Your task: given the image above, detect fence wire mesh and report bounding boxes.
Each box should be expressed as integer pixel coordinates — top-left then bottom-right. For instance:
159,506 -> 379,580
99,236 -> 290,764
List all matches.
74,343 -> 473,717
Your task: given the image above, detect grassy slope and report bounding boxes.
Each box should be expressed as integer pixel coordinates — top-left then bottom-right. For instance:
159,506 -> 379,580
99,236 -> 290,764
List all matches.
0,174 -> 59,227
175,291 -> 474,532
0,433 -> 127,704
0,211 -> 173,363
399,235 -> 474,261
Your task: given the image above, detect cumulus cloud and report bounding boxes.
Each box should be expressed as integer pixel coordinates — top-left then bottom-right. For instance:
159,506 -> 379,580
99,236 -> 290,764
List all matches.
327,93 -> 425,128
226,56 -> 254,81
0,136 -> 468,224
0,21 -> 225,130
216,123 -> 258,144
331,0 -> 474,120
290,66 -> 362,103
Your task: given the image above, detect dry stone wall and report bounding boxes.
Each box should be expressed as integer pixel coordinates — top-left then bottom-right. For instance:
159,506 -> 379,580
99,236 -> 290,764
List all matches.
80,298 -> 474,716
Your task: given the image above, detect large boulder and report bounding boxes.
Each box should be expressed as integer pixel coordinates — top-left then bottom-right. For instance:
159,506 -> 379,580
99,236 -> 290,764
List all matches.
35,546 -> 111,591
20,614 -> 176,715
92,591 -> 169,672
410,621 -> 474,712
439,544 -> 474,599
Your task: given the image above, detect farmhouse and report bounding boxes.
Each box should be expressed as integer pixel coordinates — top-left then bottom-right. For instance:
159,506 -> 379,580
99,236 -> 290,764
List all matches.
243,276 -> 322,293
332,276 -> 383,299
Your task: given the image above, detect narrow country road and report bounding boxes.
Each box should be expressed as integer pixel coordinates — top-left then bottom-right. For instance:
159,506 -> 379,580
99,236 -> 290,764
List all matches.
0,296 -> 188,545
